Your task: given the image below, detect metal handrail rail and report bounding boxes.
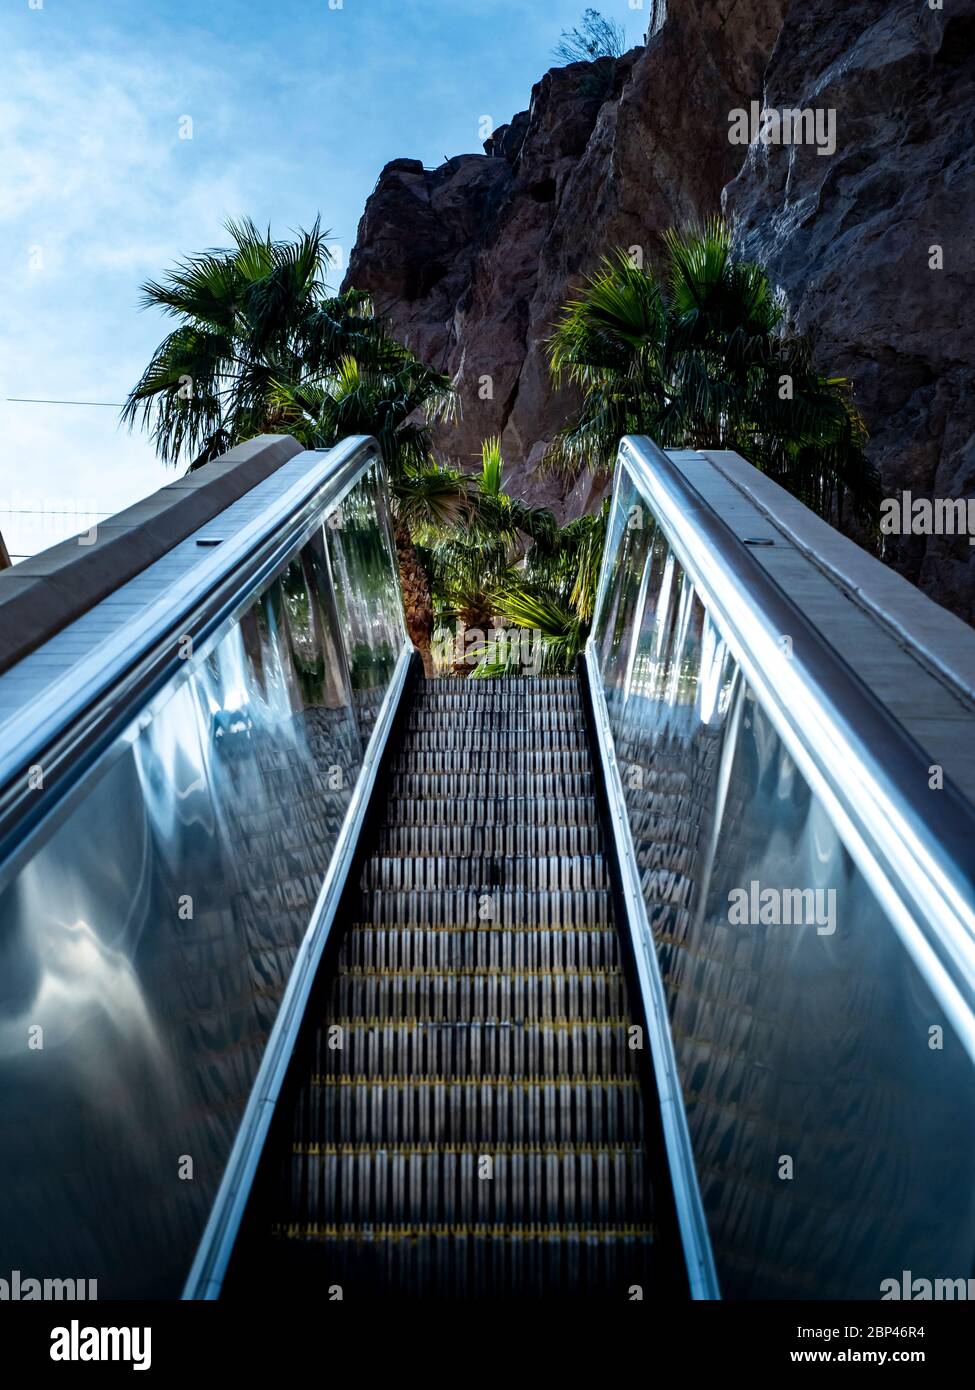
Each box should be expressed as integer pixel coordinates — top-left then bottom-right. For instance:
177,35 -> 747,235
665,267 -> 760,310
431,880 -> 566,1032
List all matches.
0,431 -> 414,1296
185,641 -> 414,1298
0,435 -> 393,868
583,643 -> 721,1300
585,435 -> 975,1299
610,436 -> 975,1035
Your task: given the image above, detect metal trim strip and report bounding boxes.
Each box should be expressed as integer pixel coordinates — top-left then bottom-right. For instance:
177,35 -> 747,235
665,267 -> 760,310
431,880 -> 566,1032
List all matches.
613,438 -> 975,1047
583,642 -> 721,1301
182,644 -> 414,1300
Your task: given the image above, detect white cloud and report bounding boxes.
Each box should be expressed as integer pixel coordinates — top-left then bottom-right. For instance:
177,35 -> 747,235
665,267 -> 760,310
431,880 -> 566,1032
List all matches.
0,0 -> 607,561
0,35 -> 268,558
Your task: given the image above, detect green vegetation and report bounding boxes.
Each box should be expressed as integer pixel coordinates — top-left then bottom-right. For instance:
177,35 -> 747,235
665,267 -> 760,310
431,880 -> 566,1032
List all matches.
553,9 -> 626,65
428,438 -> 555,633
121,218 -> 466,667
548,217 -> 879,527
427,438 -> 606,676
478,503 -> 607,675
125,216 -> 876,679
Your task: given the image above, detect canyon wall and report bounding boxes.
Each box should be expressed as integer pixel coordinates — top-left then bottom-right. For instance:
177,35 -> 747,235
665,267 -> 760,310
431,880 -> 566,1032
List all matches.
725,0 -> 975,621
344,0 -> 975,621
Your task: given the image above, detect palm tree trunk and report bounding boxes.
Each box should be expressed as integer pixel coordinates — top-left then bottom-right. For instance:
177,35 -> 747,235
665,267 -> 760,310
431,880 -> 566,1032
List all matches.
394,522 -> 434,675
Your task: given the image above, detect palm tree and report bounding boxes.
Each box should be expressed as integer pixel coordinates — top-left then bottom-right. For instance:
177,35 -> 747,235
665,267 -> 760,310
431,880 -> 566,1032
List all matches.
425,438 -> 559,671
268,338 -> 469,673
122,218 -> 466,668
481,503 -> 609,676
123,218 -> 349,465
547,217 -> 879,527
429,439 -> 607,679
429,438 -> 557,632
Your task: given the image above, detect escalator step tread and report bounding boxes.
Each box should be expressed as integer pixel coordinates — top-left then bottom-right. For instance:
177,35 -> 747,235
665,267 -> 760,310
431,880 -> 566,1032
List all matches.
375,825 -> 603,855
389,773 -> 595,798
357,888 -> 614,926
361,855 -> 610,891
291,1076 -> 646,1143
328,971 -> 628,1021
404,715 -> 587,733
392,750 -> 592,773
384,796 -> 600,828
278,1146 -> 651,1224
338,927 -> 622,971
405,730 -> 590,751
306,1018 -> 636,1077
258,1224 -> 656,1298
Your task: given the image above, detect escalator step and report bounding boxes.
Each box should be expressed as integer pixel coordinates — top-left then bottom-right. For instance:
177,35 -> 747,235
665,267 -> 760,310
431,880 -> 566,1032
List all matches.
383,796 -> 600,828
406,729 -> 590,753
291,1076 -> 646,1143
361,855 -> 610,891
338,926 -> 621,972
357,888 -> 614,927
392,749 -> 592,775
388,772 -> 594,798
419,676 -> 580,694
330,969 -> 627,1021
412,690 -> 583,710
283,1143 -> 650,1225
375,824 -> 602,857
405,711 -> 585,733
309,1018 -> 634,1076
264,1223 -> 656,1298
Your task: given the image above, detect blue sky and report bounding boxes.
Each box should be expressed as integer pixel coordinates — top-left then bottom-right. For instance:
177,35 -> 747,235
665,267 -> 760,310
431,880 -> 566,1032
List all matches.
0,0 -> 641,560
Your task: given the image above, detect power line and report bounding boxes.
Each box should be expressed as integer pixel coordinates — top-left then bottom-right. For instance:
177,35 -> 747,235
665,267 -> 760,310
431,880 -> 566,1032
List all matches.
6,397 -> 125,407
0,508 -> 112,517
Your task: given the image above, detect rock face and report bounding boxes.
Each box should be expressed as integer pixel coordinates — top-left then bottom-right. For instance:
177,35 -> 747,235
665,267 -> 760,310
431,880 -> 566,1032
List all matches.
345,0 -> 975,621
725,0 -> 975,624
345,0 -> 787,515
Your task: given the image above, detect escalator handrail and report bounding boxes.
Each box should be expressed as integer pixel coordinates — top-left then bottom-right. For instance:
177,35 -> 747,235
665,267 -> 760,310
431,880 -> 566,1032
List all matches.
585,434 -> 975,1299
594,435 -> 975,1046
183,640 -> 413,1299
0,434 -> 394,866
0,429 -> 414,1296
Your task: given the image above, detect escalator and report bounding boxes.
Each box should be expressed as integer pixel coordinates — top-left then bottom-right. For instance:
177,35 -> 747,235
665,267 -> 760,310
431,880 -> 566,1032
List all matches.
223,675 -> 662,1296
1,431 -> 974,1302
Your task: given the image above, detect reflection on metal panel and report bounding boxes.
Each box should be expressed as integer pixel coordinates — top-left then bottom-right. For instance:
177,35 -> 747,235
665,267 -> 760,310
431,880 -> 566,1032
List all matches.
0,451 -> 408,1297
325,463 -> 407,742
591,444 -> 975,1298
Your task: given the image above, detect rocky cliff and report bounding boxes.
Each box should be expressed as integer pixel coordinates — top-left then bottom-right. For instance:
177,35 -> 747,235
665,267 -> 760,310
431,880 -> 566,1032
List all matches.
344,0 -> 975,621
726,0 -> 975,621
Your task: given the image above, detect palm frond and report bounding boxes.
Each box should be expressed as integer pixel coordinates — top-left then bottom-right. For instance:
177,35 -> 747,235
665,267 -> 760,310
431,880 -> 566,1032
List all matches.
544,215 -> 877,533
490,581 -> 585,675
478,436 -> 504,497
124,221 -> 455,483
394,461 -> 472,541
